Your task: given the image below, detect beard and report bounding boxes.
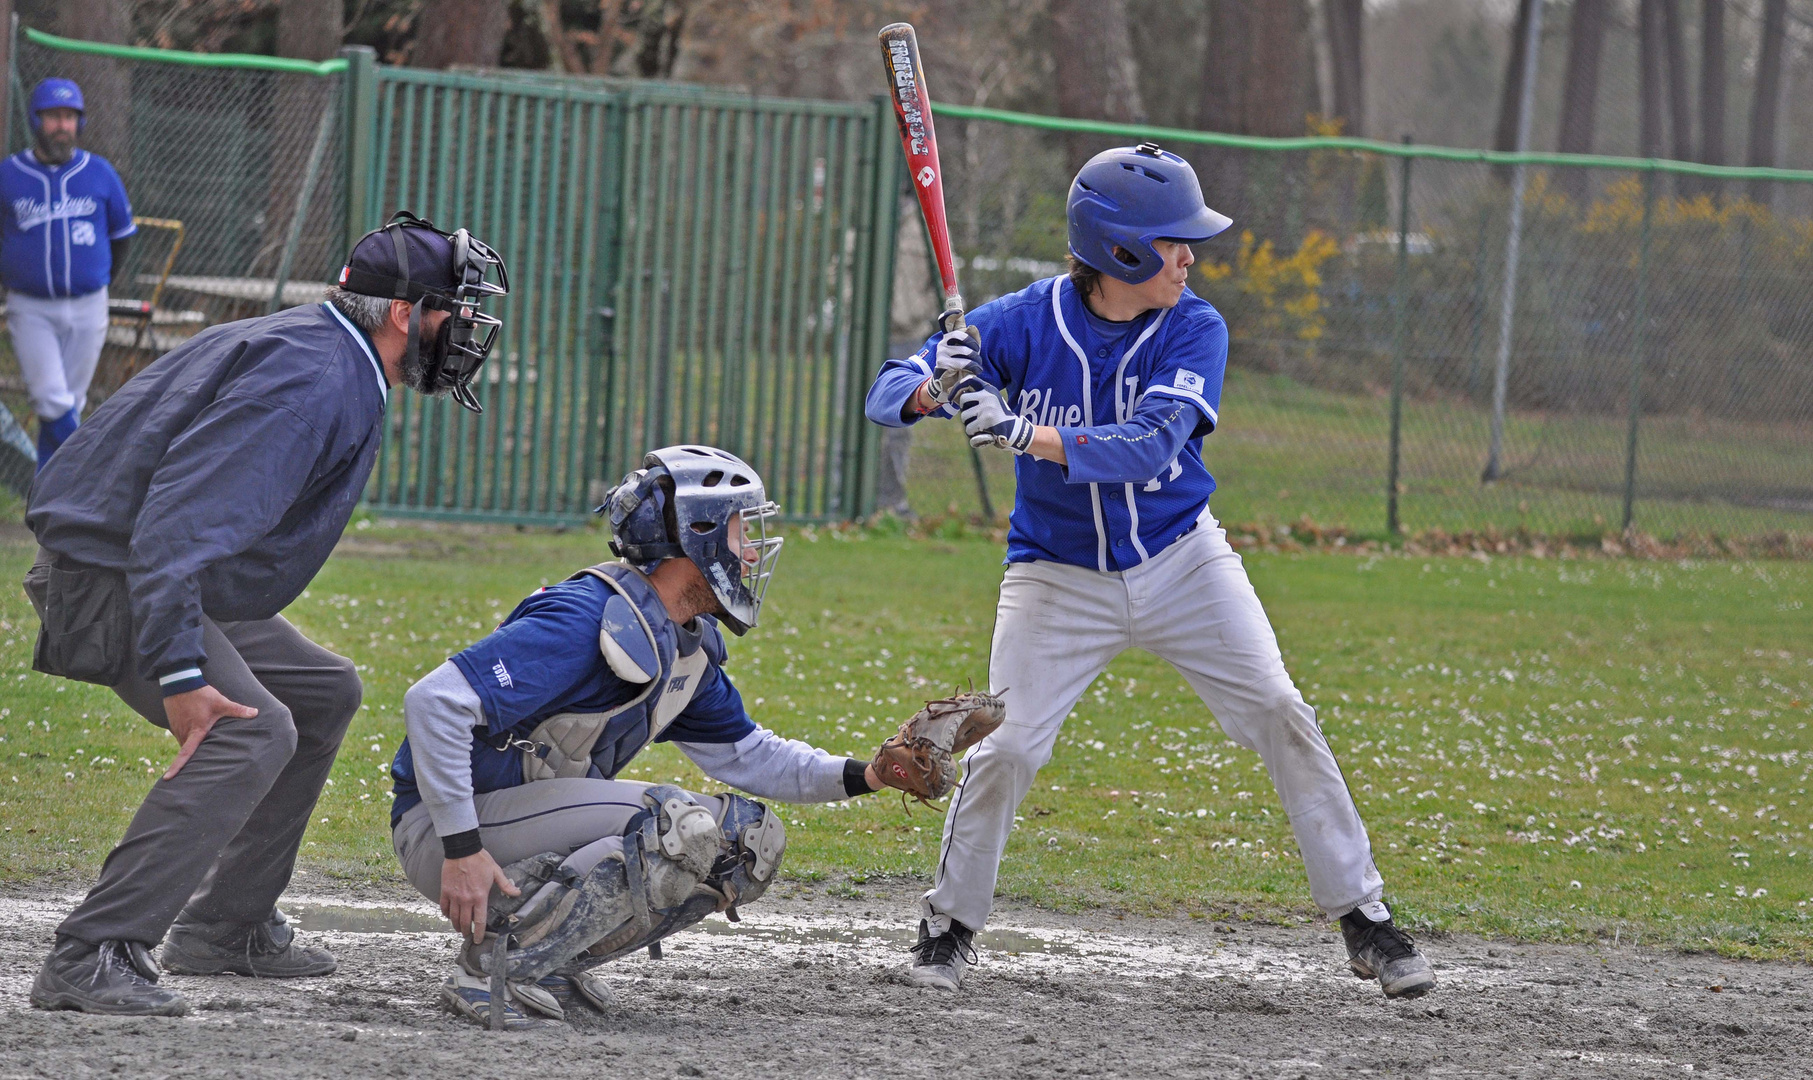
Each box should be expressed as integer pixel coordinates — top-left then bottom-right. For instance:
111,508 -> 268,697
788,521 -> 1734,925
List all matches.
33,131 -> 75,165
399,338 -> 438,396
678,570 -> 723,623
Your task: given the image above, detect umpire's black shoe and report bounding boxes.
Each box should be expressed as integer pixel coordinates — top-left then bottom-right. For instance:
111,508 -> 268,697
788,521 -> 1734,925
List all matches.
908,918 -> 976,991
162,907 -> 337,978
31,935 -> 189,1016
1340,907 -> 1436,999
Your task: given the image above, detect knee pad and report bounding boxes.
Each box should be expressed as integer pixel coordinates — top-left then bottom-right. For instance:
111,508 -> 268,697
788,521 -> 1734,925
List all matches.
477,786 -> 719,982
704,793 -> 786,913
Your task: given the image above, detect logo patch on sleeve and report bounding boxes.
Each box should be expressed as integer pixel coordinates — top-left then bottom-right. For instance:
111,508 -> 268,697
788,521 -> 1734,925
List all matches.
492,660 -> 514,689
1075,434 -> 1088,445
1174,370 -> 1205,394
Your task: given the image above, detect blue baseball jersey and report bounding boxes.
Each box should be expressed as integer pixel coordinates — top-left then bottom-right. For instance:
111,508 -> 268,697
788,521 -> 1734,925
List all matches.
867,276 -> 1227,572
1,149 -> 134,299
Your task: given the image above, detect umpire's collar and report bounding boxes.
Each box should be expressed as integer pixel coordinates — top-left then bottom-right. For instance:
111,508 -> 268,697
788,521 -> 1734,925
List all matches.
322,301 -> 389,404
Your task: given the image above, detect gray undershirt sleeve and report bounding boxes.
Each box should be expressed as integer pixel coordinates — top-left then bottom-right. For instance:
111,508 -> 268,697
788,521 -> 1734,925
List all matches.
402,660 -> 488,838
674,727 -> 853,803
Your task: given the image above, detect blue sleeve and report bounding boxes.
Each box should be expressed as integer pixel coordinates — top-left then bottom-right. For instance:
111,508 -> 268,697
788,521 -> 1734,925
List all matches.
449,582 -> 619,731
103,161 -> 135,240
864,334 -> 943,428
1136,314 -> 1226,434
659,663 -> 758,744
1058,396 -> 1206,486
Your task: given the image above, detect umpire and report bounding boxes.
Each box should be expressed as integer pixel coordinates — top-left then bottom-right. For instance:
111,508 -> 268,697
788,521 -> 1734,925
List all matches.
24,212 -> 507,1016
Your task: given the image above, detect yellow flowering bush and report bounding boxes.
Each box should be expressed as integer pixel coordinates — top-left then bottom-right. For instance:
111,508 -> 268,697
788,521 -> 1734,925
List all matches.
1195,229 -> 1341,345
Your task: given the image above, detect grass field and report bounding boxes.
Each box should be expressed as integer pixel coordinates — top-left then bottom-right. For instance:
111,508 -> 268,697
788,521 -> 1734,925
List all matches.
907,367 -> 1813,540
3,520 -> 1810,960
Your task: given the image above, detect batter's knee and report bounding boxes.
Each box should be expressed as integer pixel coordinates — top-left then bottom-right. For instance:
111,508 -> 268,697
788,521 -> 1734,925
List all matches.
968,740 -> 1050,787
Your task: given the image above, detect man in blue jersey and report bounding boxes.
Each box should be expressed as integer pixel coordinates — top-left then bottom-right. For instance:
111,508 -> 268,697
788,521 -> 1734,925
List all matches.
865,144 -> 1435,999
1,79 -> 135,468
25,212 -> 507,1017
389,445 -> 901,1028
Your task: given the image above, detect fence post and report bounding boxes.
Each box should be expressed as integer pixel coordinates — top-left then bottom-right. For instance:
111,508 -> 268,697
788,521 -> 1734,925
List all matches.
339,45 -> 378,258
1386,135 -> 1413,536
1621,169 -> 1656,533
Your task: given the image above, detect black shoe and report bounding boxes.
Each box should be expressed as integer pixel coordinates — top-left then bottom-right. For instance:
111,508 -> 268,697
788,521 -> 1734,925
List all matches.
162,907 -> 336,978
908,918 -> 976,991
1340,908 -> 1436,999
30,935 -> 188,1016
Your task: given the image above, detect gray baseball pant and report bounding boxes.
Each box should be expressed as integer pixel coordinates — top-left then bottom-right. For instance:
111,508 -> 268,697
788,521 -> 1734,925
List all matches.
51,604 -> 361,946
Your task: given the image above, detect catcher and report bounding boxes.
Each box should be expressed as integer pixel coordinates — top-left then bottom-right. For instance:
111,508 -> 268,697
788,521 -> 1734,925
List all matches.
388,444 -> 1001,1027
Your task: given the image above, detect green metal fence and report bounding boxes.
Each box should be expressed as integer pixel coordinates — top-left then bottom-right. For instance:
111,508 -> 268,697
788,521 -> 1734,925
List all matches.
350,57 -> 897,524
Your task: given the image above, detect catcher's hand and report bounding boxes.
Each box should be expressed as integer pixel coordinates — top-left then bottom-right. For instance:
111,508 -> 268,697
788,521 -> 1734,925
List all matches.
871,688 -> 1007,805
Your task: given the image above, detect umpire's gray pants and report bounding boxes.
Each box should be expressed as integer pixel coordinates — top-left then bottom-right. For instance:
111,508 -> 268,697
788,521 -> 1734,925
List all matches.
42,568 -> 361,945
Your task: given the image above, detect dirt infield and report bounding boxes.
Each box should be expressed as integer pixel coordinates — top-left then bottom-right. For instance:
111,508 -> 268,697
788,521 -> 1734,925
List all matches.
1,873 -> 1808,1079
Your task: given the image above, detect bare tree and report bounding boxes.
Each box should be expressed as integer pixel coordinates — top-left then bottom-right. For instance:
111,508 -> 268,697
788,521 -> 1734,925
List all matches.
1199,0 -> 1250,135
1246,0 -> 1305,138
1493,0 -> 1537,155
60,0 -> 131,167
1660,0 -> 1692,162
1746,0 -> 1786,204
1698,0 -> 1726,169
1050,0 -> 1146,170
411,0 -> 511,69
1325,0 -> 1364,136
1557,0 -> 1607,199
1638,0 -> 1666,159
276,0 -> 342,61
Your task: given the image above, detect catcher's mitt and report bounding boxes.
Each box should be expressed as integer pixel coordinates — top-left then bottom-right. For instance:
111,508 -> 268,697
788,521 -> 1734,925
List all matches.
871,688 -> 1007,806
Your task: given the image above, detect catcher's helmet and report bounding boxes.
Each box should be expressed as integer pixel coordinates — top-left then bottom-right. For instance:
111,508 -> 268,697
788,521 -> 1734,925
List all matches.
601,446 -> 782,636
339,211 -> 508,413
29,79 -> 84,132
1067,142 -> 1232,285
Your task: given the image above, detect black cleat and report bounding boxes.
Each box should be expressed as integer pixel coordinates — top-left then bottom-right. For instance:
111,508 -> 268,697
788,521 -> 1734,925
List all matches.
31,935 -> 188,1016
908,918 -> 976,991
162,907 -> 336,978
1341,908 -> 1436,999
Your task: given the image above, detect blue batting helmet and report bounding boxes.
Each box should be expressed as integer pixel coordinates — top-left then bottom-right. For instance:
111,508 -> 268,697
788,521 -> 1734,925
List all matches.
29,78 -> 85,133
1067,142 -> 1232,285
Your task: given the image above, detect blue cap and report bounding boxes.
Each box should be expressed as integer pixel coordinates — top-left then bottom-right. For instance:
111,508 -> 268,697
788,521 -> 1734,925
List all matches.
1067,143 -> 1232,285
29,79 -> 84,133
338,219 -> 460,302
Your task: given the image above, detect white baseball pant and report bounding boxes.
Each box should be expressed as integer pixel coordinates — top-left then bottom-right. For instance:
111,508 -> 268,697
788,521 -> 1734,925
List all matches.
7,288 -> 109,420
923,513 -> 1385,933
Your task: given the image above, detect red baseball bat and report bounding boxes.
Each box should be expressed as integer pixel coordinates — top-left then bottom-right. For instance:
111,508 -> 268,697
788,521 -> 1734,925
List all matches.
878,23 -> 968,344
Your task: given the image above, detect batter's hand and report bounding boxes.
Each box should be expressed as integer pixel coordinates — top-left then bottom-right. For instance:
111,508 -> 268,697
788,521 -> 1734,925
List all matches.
958,384 -> 1035,453
442,849 -> 519,943
161,686 -> 259,780
926,329 -> 983,406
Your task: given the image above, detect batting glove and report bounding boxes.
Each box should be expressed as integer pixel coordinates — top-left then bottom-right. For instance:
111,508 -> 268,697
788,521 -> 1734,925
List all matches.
926,329 -> 983,406
958,384 -> 1035,453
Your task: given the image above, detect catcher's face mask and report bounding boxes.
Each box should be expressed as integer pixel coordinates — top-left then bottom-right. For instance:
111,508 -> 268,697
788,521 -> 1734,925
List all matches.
340,211 -> 509,413
601,446 -> 783,636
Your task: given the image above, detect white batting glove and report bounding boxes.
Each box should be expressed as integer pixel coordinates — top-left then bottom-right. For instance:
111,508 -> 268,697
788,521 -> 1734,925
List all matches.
926,330 -> 982,406
958,384 -> 1035,453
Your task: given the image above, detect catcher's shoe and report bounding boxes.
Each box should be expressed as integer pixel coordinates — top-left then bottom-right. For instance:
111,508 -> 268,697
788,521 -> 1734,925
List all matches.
535,972 -> 616,1014
908,918 -> 976,991
1340,906 -> 1436,999
440,975 -> 556,1030
31,935 -> 188,1016
162,908 -> 336,978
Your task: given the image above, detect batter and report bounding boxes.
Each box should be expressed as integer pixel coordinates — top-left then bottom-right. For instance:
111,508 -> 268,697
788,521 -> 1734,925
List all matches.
864,143 -> 1435,999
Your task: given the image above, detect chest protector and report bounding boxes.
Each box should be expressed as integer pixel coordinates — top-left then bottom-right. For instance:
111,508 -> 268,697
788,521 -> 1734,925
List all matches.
518,563 -> 713,783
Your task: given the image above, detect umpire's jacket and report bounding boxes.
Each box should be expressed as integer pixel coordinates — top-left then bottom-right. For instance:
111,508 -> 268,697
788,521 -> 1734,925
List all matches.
26,302 -> 388,686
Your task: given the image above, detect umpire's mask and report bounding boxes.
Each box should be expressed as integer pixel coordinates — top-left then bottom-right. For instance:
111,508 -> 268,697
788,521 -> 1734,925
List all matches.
338,211 -> 509,413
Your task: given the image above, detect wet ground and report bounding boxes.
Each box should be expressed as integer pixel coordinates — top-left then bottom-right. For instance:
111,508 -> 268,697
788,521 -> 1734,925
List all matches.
2,874 -> 1810,1078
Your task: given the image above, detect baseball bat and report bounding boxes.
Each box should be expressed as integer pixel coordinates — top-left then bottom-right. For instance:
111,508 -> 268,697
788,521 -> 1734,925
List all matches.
878,23 -> 969,350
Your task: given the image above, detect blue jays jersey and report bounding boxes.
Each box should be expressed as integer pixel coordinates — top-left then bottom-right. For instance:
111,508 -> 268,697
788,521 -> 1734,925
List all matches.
0,150 -> 134,299
867,276 -> 1228,571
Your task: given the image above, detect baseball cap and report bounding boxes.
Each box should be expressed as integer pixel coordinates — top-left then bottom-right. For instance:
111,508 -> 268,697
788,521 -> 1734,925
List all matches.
337,218 -> 460,302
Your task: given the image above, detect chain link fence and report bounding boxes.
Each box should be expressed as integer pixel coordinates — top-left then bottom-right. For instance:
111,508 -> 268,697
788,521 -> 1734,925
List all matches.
1,27 -> 346,464
881,107 -> 1813,544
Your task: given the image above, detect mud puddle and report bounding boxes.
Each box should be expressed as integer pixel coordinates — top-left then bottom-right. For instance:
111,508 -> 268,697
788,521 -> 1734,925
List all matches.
4,879 -> 1810,1079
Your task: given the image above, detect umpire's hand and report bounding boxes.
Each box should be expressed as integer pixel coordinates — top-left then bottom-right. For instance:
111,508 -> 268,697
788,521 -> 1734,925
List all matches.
161,686 -> 260,779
